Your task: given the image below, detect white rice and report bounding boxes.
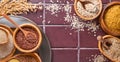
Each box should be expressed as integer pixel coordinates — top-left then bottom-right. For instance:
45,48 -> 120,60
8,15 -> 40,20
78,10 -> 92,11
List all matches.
0,31 -> 14,59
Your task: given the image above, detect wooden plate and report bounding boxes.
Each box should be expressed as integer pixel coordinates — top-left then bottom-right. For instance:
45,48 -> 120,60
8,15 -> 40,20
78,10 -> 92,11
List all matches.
0,15 -> 51,62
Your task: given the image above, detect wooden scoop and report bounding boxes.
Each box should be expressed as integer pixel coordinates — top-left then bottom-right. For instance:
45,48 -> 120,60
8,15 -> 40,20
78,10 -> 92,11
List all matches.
2,14 -> 37,41
98,35 -> 120,62
78,0 -> 94,9
97,36 -> 112,50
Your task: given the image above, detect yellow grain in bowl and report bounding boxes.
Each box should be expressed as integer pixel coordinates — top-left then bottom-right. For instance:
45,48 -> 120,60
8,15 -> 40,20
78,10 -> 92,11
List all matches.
104,4 -> 120,30
100,2 -> 120,36
8,59 -> 19,62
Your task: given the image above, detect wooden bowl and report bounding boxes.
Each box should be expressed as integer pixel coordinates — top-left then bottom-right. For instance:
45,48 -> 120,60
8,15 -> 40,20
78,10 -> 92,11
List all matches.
98,35 -> 120,62
74,0 -> 102,20
0,24 -> 15,62
100,2 -> 120,36
13,23 -> 42,53
7,53 -> 42,62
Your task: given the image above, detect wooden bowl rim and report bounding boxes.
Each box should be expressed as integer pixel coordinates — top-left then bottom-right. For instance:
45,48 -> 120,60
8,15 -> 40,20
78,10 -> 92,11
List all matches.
7,53 -> 42,62
0,24 -> 16,62
74,0 -> 103,20
100,1 -> 120,36
13,23 -> 42,53
98,35 -> 119,62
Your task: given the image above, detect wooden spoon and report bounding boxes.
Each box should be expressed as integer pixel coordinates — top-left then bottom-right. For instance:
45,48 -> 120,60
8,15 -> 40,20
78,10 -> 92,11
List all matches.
78,0 -> 94,9
97,36 -> 112,50
2,14 -> 37,41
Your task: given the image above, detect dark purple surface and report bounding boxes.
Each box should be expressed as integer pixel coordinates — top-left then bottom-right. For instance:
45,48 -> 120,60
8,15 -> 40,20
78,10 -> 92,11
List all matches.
45,0 -> 74,4
46,26 -> 78,48
102,0 -> 110,4
80,27 -> 106,48
80,50 -> 100,62
52,50 -> 77,62
20,0 -> 119,62
112,0 -> 120,1
19,10 -> 43,25
80,49 -> 111,62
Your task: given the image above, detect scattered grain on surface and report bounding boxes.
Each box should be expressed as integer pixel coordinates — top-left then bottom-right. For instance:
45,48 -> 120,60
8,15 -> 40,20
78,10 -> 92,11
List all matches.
87,54 -> 107,62
45,1 -> 100,36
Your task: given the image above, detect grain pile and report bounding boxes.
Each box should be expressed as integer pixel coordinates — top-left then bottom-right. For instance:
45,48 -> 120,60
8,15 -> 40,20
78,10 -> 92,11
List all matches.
0,29 -> 8,43
0,31 -> 14,59
76,0 -> 100,18
104,5 -> 120,30
0,0 -> 42,15
93,55 -> 107,62
102,37 -> 120,62
88,54 -> 107,62
45,1 -> 99,36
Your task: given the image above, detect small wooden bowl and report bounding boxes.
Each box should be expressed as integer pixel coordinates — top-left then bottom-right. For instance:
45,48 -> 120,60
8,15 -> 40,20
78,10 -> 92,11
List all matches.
98,35 -> 120,62
7,53 -> 42,62
0,24 -> 15,62
74,0 -> 102,20
13,23 -> 42,53
100,2 -> 120,36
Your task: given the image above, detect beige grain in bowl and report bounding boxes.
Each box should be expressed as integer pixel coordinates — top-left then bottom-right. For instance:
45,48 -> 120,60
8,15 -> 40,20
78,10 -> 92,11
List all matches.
0,24 -> 15,62
74,0 -> 102,20
13,23 -> 42,53
97,35 -> 120,62
0,27 -> 9,44
7,53 -> 42,62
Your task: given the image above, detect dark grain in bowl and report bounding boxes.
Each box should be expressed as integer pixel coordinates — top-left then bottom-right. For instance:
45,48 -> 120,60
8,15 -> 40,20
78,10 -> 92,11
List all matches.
13,23 -> 42,53
15,27 -> 39,50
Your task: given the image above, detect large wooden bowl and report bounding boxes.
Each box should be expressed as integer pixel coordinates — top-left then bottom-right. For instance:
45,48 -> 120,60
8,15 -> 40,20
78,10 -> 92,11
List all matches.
100,2 -> 120,36
13,23 -> 42,53
98,35 -> 120,62
0,24 -> 15,62
74,0 -> 102,20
